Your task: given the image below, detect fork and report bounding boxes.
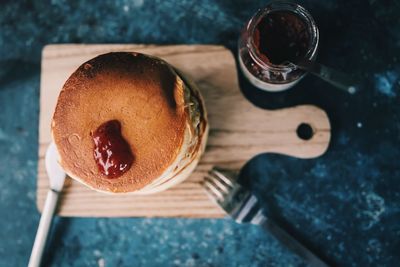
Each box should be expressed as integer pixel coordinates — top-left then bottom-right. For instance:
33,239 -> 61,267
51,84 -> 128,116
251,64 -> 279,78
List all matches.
203,168 -> 331,267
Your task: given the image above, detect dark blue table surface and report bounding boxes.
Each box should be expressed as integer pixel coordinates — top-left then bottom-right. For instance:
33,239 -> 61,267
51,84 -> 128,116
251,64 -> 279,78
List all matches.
1,1 -> 399,266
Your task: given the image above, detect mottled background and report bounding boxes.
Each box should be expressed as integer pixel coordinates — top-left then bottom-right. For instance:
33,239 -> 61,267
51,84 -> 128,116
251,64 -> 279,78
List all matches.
1,0 -> 399,266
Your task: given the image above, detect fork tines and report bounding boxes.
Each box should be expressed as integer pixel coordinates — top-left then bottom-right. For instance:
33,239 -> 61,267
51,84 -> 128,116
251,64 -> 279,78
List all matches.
203,168 -> 260,223
203,168 -> 234,201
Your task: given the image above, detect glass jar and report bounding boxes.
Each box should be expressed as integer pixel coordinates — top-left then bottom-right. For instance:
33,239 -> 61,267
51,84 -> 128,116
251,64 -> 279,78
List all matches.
238,2 -> 319,92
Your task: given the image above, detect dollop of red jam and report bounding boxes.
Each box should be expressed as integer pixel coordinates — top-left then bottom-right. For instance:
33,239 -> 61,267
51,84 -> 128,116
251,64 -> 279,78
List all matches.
253,11 -> 310,65
91,120 -> 133,179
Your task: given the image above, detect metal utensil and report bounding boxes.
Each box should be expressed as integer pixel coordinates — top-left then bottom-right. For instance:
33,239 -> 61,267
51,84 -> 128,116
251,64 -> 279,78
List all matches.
203,168 -> 330,267
28,142 -> 66,267
287,59 -> 358,94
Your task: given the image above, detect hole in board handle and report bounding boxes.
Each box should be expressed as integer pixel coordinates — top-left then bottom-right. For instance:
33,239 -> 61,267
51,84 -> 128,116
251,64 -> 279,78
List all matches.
296,123 -> 314,140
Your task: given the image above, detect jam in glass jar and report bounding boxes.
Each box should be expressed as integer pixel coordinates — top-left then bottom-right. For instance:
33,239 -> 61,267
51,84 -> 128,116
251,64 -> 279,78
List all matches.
238,2 -> 319,92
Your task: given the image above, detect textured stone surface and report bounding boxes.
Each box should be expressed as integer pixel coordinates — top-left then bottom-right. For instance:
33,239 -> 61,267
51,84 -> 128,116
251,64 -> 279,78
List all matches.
0,0 -> 399,266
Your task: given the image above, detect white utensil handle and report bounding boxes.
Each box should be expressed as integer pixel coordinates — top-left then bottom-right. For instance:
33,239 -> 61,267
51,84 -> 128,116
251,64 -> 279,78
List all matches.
28,190 -> 59,267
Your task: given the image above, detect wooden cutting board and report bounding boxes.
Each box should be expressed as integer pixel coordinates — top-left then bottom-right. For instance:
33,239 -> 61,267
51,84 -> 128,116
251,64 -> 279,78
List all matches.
37,44 -> 330,218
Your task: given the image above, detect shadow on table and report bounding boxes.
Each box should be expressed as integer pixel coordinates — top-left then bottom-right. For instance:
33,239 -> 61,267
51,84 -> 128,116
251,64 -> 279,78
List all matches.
239,153 -> 341,267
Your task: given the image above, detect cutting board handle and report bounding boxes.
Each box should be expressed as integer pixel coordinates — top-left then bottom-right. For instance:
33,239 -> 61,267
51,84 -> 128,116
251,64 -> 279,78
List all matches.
263,104 -> 330,159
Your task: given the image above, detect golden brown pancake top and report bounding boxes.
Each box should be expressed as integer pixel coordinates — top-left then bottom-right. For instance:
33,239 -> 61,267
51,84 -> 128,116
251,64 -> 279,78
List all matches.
52,52 -> 190,192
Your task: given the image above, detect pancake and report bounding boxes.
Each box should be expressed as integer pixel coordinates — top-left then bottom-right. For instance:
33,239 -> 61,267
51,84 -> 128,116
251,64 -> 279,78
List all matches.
52,52 -> 208,193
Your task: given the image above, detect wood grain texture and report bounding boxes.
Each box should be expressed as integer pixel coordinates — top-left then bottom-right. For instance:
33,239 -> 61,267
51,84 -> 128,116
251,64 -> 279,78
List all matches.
37,44 -> 331,218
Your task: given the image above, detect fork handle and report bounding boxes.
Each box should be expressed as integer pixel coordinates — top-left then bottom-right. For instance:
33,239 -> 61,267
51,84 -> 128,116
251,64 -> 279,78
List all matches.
252,210 -> 331,267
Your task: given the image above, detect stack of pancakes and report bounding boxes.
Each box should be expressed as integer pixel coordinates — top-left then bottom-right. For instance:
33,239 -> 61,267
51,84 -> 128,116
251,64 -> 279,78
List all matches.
52,52 -> 208,194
